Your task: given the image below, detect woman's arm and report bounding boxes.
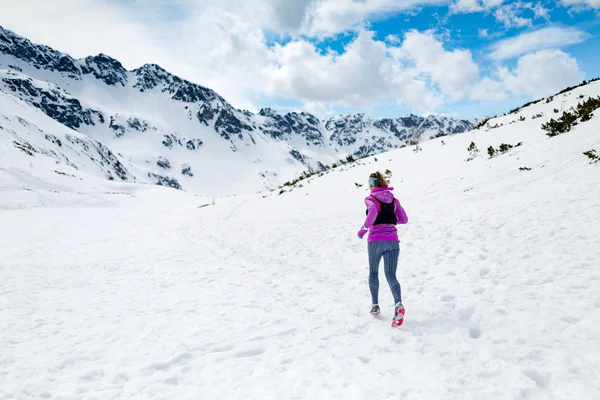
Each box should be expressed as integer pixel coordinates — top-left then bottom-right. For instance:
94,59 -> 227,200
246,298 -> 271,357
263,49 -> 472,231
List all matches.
394,198 -> 408,224
363,197 -> 379,228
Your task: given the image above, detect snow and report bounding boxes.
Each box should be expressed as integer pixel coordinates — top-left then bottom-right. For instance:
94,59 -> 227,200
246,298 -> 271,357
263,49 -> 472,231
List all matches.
2,77 -> 600,399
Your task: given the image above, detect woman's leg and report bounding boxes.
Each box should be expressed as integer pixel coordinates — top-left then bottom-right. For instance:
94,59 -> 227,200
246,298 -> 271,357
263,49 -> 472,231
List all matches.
368,242 -> 383,305
383,243 -> 402,304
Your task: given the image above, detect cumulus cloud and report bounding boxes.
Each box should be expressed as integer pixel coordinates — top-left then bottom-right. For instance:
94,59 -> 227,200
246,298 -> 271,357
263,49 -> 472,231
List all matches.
265,30 -> 446,112
499,49 -> 584,97
489,26 -> 589,60
471,49 -> 585,100
302,101 -> 336,118
470,77 -> 509,101
264,29 -> 483,112
399,31 -> 480,100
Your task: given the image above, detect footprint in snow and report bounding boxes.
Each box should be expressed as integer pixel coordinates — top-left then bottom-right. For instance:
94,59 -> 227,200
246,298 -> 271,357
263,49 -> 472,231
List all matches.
472,286 -> 485,295
469,326 -> 482,339
522,368 -> 547,389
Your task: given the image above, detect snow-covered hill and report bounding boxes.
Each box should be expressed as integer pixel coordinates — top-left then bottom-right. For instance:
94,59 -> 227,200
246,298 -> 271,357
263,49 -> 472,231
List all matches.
0,25 -> 475,195
1,70 -> 599,399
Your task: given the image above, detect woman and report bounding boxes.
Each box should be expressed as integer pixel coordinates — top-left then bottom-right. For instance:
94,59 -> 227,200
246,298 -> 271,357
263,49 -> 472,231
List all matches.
357,171 -> 408,327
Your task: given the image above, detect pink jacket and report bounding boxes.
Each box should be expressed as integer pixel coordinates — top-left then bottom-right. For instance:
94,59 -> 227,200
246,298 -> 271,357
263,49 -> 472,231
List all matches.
363,186 -> 408,242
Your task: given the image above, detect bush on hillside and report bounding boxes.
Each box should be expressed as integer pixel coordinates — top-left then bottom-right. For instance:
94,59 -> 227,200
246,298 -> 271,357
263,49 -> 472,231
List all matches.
532,113 -> 543,119
556,77 -> 600,96
577,96 -> 600,122
542,96 -> 600,137
519,167 -> 532,171
583,149 -> 599,163
476,118 -> 491,129
467,141 -> 479,161
488,142 -> 523,158
509,99 -> 542,115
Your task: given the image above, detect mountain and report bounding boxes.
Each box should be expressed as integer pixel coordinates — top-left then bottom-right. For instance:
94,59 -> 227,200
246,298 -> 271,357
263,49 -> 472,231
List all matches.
0,25 -> 476,195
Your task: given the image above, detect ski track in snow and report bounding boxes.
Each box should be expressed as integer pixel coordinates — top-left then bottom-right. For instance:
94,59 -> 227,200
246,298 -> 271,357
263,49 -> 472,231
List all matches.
2,94 -> 600,398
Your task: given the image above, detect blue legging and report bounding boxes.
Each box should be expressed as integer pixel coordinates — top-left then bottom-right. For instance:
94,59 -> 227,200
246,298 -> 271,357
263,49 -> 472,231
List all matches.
368,241 -> 402,305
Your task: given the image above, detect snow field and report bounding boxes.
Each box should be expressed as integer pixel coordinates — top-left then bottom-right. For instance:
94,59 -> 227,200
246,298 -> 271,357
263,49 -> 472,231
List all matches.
1,83 -> 600,399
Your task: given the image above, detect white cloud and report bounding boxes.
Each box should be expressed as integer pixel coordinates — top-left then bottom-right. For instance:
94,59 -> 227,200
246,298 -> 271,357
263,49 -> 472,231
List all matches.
154,0 -> 451,36
399,31 -> 480,100
471,49 -> 585,100
264,29 -> 483,112
500,49 -> 584,98
489,26 -> 589,60
450,0 -> 505,13
0,0 -> 164,67
479,28 -> 490,38
304,0 -> 450,36
451,1 -> 549,28
304,0 -> 449,35
560,0 -> 600,9
493,2 -> 535,28
264,30 -> 446,112
470,77 -> 509,101
531,2 -> 551,19
302,101 -> 335,118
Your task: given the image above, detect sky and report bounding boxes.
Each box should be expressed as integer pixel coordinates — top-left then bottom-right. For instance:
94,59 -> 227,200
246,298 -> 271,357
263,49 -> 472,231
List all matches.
1,0 -> 599,119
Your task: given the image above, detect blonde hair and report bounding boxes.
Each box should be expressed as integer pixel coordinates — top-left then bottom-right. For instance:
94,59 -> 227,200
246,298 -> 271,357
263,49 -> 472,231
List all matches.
369,171 -> 388,187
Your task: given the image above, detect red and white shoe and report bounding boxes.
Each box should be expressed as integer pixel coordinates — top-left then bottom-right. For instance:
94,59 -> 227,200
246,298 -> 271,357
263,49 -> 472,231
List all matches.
370,304 -> 381,316
391,303 -> 405,327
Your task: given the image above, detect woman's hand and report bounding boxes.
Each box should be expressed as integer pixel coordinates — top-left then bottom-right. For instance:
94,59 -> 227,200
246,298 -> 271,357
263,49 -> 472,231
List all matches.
357,227 -> 368,239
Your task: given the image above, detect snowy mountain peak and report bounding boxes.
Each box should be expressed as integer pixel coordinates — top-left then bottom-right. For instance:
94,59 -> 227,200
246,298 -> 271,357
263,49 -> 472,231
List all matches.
81,54 -> 128,86
258,107 -> 281,118
131,63 -> 222,104
0,25 -> 81,79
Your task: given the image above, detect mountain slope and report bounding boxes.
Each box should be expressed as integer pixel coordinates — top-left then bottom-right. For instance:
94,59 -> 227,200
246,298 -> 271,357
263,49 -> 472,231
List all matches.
0,24 -> 475,195
1,72 -> 599,399
0,89 -> 139,188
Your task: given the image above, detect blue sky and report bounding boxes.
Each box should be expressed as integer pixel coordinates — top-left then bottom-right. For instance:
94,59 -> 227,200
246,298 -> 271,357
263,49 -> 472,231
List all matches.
2,0 -> 600,119
262,1 -> 600,119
